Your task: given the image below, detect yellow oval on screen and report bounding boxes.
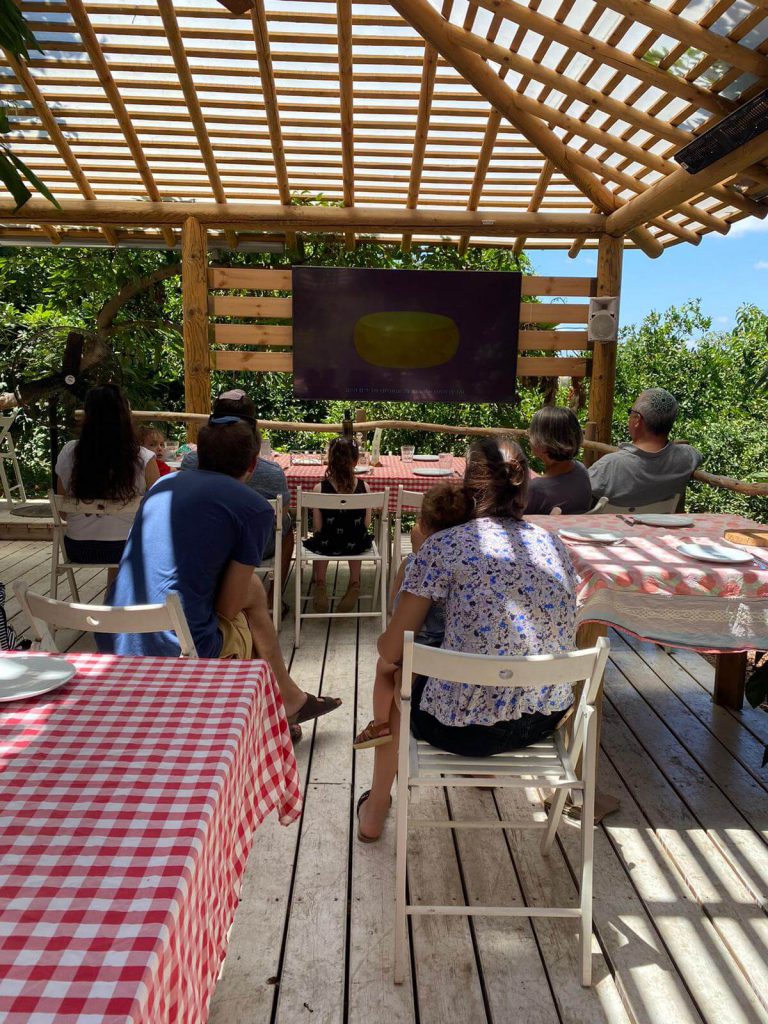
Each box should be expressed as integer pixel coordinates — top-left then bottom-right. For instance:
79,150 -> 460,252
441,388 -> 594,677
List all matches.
353,311 -> 459,369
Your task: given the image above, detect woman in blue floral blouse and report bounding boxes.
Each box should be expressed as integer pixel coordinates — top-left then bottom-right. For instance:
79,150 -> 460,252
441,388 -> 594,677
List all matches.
357,435 -> 578,842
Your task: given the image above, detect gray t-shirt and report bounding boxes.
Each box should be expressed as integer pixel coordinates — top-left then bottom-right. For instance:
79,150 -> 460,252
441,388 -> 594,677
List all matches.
588,442 -> 702,507
526,461 -> 593,515
180,451 -> 291,553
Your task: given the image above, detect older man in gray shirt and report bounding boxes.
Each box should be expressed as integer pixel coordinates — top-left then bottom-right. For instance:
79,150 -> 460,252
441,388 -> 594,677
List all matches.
180,390 -> 294,578
589,388 -> 702,508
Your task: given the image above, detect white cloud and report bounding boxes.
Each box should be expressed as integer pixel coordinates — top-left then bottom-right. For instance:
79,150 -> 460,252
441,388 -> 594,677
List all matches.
755,260 -> 768,270
715,315 -> 730,324
726,216 -> 768,238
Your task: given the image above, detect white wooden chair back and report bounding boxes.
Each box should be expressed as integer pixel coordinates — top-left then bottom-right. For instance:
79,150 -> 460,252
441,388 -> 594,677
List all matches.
390,487 -> 425,597
253,495 -> 283,631
294,486 -> 389,645
593,493 -> 681,514
13,581 -> 198,658
394,632 -> 610,988
0,410 -> 27,505
48,489 -> 142,602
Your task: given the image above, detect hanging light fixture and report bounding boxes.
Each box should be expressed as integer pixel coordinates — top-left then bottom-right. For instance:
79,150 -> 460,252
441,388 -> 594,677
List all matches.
215,0 -> 256,14
674,89 -> 768,174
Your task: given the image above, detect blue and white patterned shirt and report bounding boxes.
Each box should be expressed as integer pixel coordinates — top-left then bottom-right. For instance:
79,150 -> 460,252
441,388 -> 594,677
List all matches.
402,517 -> 578,727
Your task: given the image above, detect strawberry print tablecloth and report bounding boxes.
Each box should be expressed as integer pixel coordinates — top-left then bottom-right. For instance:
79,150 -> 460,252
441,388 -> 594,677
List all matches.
0,654 -> 301,1024
529,513 -> 768,652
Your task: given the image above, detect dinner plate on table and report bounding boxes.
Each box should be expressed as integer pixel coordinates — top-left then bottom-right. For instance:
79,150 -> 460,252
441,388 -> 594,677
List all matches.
559,527 -> 624,544
411,467 -> 455,477
354,466 -> 371,473
412,454 -> 439,462
677,542 -> 754,565
0,655 -> 76,703
291,458 -> 322,466
630,514 -> 693,527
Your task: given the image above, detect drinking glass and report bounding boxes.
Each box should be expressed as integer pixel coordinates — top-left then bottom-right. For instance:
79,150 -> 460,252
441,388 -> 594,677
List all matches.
439,452 -> 453,471
163,441 -> 179,460
401,445 -> 415,462
358,449 -> 370,468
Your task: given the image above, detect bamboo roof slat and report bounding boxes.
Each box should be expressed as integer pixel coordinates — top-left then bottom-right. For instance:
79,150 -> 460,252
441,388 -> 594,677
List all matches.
0,0 -> 765,249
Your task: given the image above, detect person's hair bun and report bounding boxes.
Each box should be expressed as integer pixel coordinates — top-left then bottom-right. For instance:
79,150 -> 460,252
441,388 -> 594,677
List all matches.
505,456 -> 527,488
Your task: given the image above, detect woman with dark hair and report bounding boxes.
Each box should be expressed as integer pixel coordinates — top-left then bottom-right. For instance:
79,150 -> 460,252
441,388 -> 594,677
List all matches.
304,436 -> 372,613
526,406 -> 592,515
55,383 -> 159,564
357,435 -> 577,843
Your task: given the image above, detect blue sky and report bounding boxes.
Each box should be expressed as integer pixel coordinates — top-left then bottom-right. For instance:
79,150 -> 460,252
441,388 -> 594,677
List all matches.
531,216 -> 768,333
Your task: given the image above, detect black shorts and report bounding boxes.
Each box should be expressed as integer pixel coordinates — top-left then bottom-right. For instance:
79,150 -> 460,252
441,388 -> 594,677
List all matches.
409,676 -> 567,758
64,537 -> 126,564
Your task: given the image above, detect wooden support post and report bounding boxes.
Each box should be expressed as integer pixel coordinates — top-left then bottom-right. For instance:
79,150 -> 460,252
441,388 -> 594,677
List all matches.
182,217 -> 210,442
582,420 -> 597,469
587,234 -> 623,449
713,652 -> 747,710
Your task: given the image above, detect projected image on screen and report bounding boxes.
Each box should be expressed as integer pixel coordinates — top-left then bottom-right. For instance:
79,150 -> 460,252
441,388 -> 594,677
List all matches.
292,267 -> 521,403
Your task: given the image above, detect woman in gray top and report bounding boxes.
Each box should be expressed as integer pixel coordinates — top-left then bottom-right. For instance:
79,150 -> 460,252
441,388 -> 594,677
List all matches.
526,406 -> 592,515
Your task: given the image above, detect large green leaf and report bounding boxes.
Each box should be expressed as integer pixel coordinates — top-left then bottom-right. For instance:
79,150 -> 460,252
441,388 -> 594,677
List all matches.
0,0 -> 41,58
0,149 -> 31,211
4,147 -> 61,208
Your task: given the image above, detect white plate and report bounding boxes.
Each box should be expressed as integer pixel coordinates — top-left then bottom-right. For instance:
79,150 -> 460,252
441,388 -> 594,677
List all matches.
354,466 -> 371,473
411,467 -> 455,477
630,514 -> 694,527
678,542 -> 754,565
291,458 -> 322,466
413,454 -> 439,462
0,655 -> 76,703
559,528 -> 624,544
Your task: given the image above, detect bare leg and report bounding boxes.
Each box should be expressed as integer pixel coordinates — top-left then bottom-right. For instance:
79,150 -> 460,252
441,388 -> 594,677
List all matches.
243,575 -> 313,718
372,656 -> 397,726
358,673 -> 401,841
313,560 -> 328,585
348,560 -> 362,585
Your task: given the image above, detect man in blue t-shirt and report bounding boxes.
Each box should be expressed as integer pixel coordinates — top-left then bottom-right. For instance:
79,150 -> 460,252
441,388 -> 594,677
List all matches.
98,418 -> 340,727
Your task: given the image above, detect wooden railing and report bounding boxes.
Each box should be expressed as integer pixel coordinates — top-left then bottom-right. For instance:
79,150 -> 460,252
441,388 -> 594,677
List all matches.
128,410 -> 768,498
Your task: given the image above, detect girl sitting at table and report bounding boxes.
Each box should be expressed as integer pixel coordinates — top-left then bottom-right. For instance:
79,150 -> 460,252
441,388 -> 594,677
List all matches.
137,425 -> 173,476
55,383 -> 159,567
354,481 -> 473,749
525,406 -> 592,515
305,436 -> 372,614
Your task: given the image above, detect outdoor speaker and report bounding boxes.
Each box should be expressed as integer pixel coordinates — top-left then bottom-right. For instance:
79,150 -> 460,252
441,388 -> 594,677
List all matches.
588,297 -> 619,342
674,90 -> 768,174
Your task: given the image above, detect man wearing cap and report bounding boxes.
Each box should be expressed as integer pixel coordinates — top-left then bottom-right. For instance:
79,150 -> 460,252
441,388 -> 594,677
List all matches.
179,389 -> 294,600
98,416 -> 340,732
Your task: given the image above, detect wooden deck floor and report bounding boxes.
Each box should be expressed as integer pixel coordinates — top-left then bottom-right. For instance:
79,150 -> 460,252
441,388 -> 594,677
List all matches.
3,541 -> 768,1024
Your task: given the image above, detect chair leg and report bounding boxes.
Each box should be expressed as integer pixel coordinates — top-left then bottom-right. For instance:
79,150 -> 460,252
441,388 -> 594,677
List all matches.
540,787 -> 568,855
380,557 -> 388,632
66,568 -> 80,603
393,783 -> 410,984
579,709 -> 598,987
0,458 -> 11,505
294,556 -> 302,648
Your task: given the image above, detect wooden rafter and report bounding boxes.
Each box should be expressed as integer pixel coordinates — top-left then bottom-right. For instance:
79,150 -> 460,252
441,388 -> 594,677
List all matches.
3,50 -> 116,247
250,0 -> 290,205
401,0 -> 451,251
514,161 -> 554,256
155,0 -> 237,250
389,0 -> 662,257
337,0 -> 355,250
607,130 -> 768,236
65,0 -> 173,248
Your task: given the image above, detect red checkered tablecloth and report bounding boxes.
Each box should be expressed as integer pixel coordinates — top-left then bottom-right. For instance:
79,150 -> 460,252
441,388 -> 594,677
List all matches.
0,653 -> 302,1024
529,513 -> 768,651
277,453 -> 466,513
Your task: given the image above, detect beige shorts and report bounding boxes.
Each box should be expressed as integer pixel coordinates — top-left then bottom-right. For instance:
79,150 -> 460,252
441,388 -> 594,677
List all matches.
217,611 -> 253,660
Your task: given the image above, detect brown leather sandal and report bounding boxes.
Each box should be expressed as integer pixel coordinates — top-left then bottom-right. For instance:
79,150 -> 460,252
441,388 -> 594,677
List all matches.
353,719 -> 393,749
356,790 -> 392,844
289,692 -> 342,726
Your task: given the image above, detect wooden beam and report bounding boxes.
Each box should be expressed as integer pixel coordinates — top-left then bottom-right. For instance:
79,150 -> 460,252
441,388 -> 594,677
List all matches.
65,0 -> 173,248
607,130 -> 768,236
593,0 -> 768,79
514,161 -> 553,256
250,0 -> 290,206
155,0 -> 237,250
470,0 -> 731,116
0,199 -> 608,234
337,0 -> 355,250
587,234 -> 623,451
389,0 -> 662,258
2,51 -> 117,247
182,217 -> 210,442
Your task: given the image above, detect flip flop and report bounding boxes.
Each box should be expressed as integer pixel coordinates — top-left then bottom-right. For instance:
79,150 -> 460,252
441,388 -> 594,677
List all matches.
289,692 -> 342,726
356,789 -> 392,844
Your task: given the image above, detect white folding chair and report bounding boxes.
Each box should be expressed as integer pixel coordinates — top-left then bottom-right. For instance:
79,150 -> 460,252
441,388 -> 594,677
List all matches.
49,490 -> 141,602
394,633 -> 610,987
13,581 -> 198,658
593,493 -> 681,514
253,495 -> 283,631
389,487 -> 424,599
0,410 -> 26,505
294,486 -> 389,646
